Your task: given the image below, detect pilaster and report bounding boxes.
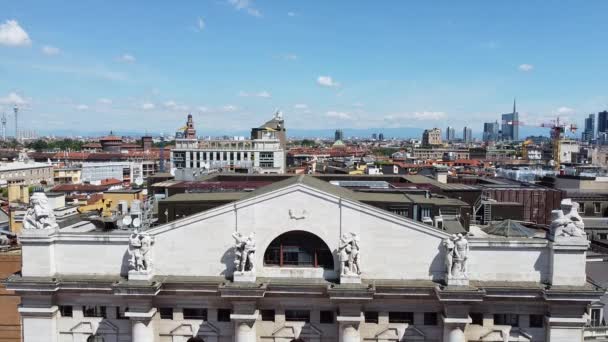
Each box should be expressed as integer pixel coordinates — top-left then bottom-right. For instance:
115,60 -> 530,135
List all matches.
230,301 -> 258,342
549,237 -> 589,286
19,305 -> 59,342
126,307 -> 157,342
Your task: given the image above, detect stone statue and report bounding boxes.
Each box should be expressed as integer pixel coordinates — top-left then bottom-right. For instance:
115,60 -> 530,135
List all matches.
562,199 -> 585,232
442,237 -> 455,278
550,199 -> 585,238
453,234 -> 469,277
443,234 -> 469,282
339,232 -> 361,276
233,232 -> 256,273
128,231 -> 154,273
23,192 -> 59,230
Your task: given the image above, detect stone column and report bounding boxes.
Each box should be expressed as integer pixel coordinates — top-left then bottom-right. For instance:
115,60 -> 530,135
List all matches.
337,311 -> 363,342
546,316 -> 586,342
126,308 -> 156,342
231,304 -> 258,342
19,305 -> 59,342
442,316 -> 469,342
444,324 -> 465,342
234,321 -> 256,342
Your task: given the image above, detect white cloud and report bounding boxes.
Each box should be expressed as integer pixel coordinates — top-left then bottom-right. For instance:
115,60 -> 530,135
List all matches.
118,54 -> 136,63
97,98 -> 112,105
287,12 -> 296,17
239,90 -> 271,98
197,17 -> 206,31
281,53 -> 298,61
76,104 -> 89,111
385,111 -> 447,121
163,100 -> 189,111
31,64 -> 128,81
0,20 -> 31,47
317,75 -> 340,87
518,64 -> 534,72
221,104 -> 238,112
197,106 -> 209,112
41,45 -> 60,56
0,92 -> 28,105
326,111 -> 352,119
141,103 -> 155,110
228,0 -> 262,17
556,106 -> 574,115
294,104 -> 308,110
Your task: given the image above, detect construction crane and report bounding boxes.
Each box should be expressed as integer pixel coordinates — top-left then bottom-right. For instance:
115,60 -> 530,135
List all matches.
512,116 -> 578,169
540,117 -> 577,169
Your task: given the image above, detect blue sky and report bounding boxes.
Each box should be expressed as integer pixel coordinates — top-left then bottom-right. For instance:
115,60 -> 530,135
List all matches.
0,0 -> 606,136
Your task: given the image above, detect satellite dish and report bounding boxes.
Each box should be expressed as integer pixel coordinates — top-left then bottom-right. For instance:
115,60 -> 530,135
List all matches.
132,217 -> 142,228
135,178 -> 144,186
122,216 -> 132,226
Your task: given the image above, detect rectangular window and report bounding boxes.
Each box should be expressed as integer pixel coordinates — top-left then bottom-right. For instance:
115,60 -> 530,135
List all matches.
285,310 -> 310,322
159,308 -> 173,320
261,309 -> 275,322
529,314 -> 544,328
183,308 -> 207,320
578,203 -> 585,214
595,202 -> 601,214
494,313 -> 519,327
83,306 -> 106,318
591,308 -> 602,327
116,307 -> 128,320
420,207 -> 432,219
390,208 -> 409,217
59,305 -> 73,317
320,310 -> 334,324
424,312 -> 438,326
364,311 -> 379,324
389,312 -> 413,324
217,309 -> 231,322
470,313 -> 483,326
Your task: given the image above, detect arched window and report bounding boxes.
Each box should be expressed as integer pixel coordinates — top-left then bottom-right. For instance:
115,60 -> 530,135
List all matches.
87,336 -> 104,342
264,231 -> 334,269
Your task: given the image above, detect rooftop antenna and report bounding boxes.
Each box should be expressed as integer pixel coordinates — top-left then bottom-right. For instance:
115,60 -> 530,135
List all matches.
1,113 -> 6,141
13,105 -> 18,141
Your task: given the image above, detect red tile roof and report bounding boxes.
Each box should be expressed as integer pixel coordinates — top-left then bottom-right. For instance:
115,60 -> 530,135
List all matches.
51,184 -> 110,193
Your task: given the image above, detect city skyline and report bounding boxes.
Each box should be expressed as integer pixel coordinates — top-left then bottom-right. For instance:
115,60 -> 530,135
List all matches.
1,1 -> 607,134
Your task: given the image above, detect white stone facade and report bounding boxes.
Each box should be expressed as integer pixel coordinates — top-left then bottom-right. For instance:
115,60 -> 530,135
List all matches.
171,137 -> 286,176
9,177 -> 602,342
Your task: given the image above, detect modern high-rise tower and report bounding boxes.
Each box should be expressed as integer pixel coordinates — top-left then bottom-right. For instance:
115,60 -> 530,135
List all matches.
463,126 -> 472,143
483,121 -> 500,142
583,114 -> 595,142
446,126 -> 455,141
13,105 -> 18,141
501,98 -> 519,141
598,111 -> 608,135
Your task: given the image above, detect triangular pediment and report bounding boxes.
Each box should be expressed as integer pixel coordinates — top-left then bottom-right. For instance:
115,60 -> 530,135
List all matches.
96,320 -> 118,334
170,323 -> 194,336
271,323 -> 322,338
375,326 -> 400,339
70,321 -> 93,334
150,176 -> 451,280
196,322 -> 220,336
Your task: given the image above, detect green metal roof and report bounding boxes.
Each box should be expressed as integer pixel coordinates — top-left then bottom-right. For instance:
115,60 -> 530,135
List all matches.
482,219 -> 536,238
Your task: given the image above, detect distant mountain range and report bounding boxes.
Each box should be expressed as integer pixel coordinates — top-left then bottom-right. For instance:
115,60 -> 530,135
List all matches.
40,126 -> 575,140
